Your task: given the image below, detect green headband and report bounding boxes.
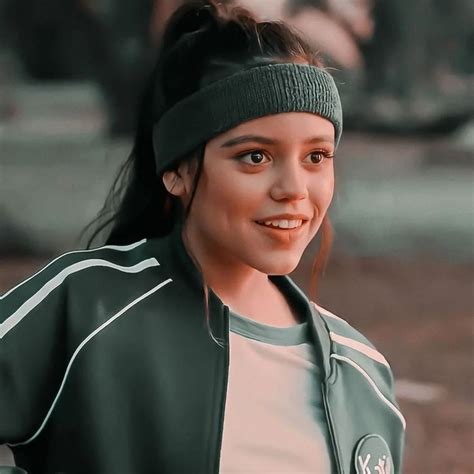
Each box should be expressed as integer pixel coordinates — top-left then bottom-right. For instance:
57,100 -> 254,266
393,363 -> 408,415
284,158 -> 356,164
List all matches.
153,63 -> 343,174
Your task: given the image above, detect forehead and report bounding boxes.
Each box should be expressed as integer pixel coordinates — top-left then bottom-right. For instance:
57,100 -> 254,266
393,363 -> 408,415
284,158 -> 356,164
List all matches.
210,112 -> 335,147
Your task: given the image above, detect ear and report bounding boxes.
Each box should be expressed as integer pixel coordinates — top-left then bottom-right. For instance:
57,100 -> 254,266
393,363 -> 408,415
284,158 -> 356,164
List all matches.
162,169 -> 185,197
162,160 -> 196,197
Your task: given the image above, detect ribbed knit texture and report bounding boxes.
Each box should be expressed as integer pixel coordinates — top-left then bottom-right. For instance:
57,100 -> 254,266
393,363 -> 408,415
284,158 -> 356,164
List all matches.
153,63 -> 343,173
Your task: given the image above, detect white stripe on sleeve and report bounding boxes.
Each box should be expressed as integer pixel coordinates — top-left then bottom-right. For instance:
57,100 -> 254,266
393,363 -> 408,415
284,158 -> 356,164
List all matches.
0,239 -> 147,300
0,257 -> 159,339
329,331 -> 390,368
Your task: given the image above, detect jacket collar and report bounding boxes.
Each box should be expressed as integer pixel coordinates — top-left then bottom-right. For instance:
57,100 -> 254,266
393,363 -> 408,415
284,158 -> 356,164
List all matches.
160,220 -> 333,379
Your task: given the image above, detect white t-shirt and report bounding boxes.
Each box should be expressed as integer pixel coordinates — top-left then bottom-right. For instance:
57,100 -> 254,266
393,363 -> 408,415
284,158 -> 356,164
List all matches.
219,308 -> 333,473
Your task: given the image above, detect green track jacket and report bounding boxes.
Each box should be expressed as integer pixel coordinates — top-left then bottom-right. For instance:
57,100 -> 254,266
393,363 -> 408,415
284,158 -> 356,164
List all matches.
1,225 -> 406,473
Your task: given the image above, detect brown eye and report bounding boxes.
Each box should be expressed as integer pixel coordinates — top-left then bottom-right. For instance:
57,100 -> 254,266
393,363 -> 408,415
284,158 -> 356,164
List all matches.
304,151 -> 333,165
237,151 -> 270,165
249,152 -> 265,164
310,152 -> 325,164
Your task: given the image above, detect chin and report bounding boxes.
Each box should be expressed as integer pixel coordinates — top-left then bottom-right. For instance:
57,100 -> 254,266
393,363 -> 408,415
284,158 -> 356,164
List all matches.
253,257 -> 301,276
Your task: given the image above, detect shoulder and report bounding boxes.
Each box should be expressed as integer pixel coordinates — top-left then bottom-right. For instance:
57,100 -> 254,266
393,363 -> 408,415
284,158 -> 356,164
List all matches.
0,239 -> 161,335
1,239 -> 157,298
311,301 -> 390,367
310,301 -> 405,418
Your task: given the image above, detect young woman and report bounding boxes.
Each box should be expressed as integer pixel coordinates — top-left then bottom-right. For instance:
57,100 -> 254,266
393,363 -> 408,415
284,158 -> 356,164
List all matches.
0,2 -> 406,473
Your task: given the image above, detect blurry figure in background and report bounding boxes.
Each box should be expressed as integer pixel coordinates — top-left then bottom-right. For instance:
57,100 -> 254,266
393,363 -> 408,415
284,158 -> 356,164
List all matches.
326,0 -> 374,42
79,0 -> 155,135
236,0 -> 374,70
360,0 -> 474,132
3,0 -> 153,136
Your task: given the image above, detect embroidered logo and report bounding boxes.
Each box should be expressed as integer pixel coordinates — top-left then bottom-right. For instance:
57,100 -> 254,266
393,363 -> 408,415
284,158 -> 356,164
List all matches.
354,434 -> 394,474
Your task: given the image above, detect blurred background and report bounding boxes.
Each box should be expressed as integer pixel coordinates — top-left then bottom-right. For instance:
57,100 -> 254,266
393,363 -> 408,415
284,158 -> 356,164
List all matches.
0,0 -> 473,471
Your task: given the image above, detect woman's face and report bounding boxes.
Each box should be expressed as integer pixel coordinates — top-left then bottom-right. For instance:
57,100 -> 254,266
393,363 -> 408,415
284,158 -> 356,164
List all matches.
171,112 -> 335,275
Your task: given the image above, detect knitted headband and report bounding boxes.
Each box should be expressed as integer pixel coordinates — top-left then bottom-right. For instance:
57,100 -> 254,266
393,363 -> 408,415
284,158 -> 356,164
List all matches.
152,63 -> 343,174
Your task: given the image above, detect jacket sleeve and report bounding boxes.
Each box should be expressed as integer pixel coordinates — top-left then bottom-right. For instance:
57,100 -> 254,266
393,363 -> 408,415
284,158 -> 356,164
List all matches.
0,255 -> 77,445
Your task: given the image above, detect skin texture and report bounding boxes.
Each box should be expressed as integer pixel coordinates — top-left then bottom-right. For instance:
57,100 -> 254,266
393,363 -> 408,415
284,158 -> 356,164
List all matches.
162,112 -> 335,325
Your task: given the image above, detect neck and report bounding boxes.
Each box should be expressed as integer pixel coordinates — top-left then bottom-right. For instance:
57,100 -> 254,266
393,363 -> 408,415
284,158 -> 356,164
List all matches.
180,226 -> 302,326
181,226 -> 272,307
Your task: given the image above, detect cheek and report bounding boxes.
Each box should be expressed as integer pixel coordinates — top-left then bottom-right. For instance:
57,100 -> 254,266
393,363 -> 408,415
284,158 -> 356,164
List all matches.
309,175 -> 334,210
201,168 -> 262,215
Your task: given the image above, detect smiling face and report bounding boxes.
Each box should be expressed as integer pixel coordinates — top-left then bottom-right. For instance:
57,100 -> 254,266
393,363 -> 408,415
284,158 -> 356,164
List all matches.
164,112 -> 335,276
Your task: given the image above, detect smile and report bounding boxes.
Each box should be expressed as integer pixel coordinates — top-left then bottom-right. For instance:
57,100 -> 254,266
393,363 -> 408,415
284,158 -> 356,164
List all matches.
255,219 -> 304,229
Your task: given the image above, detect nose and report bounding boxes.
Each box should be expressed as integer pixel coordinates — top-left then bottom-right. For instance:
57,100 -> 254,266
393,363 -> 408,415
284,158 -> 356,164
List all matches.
270,159 -> 308,202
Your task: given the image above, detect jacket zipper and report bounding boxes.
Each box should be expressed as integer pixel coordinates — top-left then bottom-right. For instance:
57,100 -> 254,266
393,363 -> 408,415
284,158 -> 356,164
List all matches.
322,381 -> 344,474
215,305 -> 230,474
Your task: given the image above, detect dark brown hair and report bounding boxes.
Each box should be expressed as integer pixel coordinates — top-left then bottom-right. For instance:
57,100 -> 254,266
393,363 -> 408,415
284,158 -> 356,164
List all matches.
84,0 -> 335,345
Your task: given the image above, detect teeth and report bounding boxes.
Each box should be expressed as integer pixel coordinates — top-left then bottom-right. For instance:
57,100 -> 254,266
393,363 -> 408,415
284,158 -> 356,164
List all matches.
260,219 -> 303,229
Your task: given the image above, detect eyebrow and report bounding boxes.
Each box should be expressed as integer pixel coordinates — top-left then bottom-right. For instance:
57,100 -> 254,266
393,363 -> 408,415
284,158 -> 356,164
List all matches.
219,134 -> 335,148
